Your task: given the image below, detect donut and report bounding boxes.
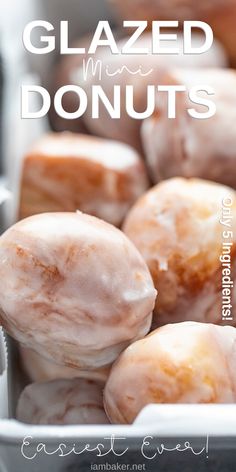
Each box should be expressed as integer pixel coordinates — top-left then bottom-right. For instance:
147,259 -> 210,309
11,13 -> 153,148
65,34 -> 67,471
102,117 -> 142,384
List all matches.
19,132 -> 149,226
0,212 -> 156,368
141,68 -> 236,189
77,33 -> 227,151
123,178 -> 236,327
104,322 -> 236,424
108,0 -> 236,66
19,345 -> 109,383
17,378 -> 109,425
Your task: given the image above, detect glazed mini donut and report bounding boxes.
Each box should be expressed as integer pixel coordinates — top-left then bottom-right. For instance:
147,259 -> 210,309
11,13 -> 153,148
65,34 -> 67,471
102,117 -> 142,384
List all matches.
79,33 -> 227,152
19,345 -> 110,383
104,322 -> 236,424
141,68 -> 236,189
17,378 -> 109,425
108,0 -> 236,66
0,212 -> 156,369
19,132 -> 149,226
123,178 -> 236,327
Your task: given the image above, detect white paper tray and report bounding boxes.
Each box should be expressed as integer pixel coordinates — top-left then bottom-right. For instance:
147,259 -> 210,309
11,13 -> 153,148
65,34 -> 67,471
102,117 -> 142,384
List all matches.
0,401 -> 236,471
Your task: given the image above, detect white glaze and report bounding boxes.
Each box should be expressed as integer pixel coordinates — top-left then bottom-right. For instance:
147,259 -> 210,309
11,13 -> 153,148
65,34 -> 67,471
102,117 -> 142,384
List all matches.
123,178 -> 236,326
104,322 -> 236,424
17,378 -> 109,425
0,212 -> 156,369
142,68 -> 236,188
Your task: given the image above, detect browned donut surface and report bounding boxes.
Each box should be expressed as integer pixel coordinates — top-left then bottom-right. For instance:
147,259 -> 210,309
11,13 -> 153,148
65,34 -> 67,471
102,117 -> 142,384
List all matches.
19,132 -> 149,226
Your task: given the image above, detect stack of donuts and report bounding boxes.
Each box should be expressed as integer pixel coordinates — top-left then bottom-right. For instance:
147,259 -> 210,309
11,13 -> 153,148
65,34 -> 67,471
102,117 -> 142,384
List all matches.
0,0 -> 236,425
